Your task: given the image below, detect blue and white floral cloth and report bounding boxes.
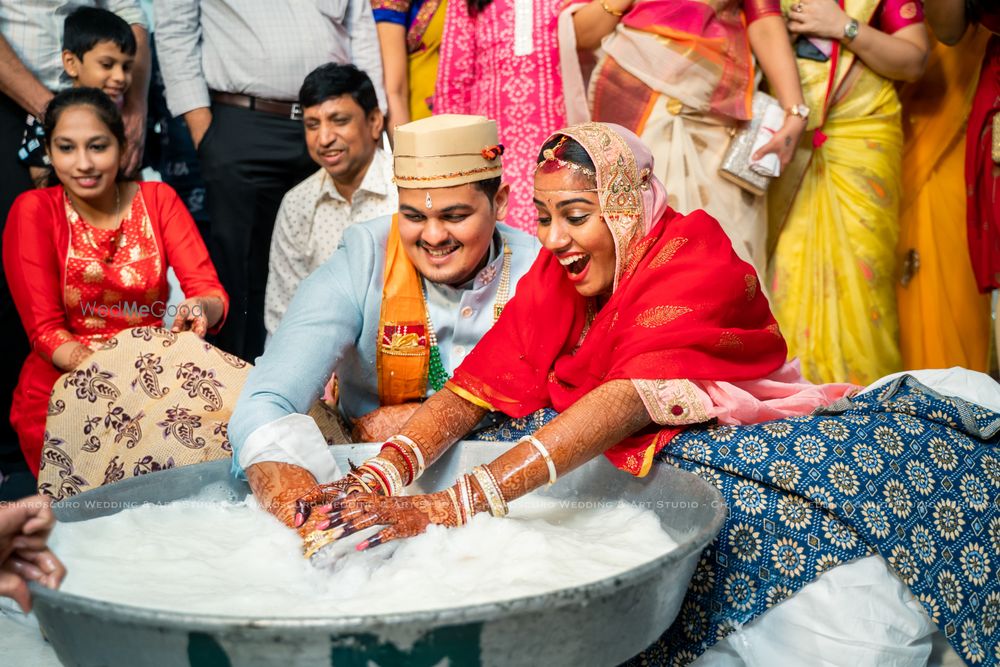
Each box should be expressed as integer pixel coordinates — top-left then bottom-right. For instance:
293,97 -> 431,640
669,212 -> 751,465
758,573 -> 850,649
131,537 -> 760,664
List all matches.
632,375 -> 999,666
472,408 -> 559,442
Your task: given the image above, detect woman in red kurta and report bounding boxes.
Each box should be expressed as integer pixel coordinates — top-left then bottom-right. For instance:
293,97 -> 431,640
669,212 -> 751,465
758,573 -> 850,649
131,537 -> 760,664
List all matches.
3,88 -> 229,479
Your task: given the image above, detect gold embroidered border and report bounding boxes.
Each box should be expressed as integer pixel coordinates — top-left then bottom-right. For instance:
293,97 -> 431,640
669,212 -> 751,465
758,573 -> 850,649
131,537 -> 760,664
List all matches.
393,165 -> 501,182
633,378 -> 710,426
445,381 -> 497,411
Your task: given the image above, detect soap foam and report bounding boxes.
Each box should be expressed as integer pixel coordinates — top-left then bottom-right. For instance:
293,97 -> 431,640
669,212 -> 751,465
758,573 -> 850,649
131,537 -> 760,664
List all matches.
50,496 -> 677,617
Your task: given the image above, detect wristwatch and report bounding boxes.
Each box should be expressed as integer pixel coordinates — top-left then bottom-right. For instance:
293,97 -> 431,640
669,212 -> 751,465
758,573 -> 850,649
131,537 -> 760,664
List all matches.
787,104 -> 810,121
843,17 -> 860,42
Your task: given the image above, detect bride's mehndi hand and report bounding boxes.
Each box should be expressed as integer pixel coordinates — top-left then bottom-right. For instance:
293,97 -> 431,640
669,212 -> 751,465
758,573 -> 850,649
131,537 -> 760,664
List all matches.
322,490 -> 462,551
292,463 -> 379,528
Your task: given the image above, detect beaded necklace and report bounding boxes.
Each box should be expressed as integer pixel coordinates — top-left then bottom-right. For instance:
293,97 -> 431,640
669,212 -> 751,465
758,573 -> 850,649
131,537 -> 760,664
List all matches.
424,242 -> 512,391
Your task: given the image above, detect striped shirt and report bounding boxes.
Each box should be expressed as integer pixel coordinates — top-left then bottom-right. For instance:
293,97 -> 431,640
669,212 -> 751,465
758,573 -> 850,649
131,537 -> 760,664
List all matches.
155,0 -> 385,117
0,0 -> 147,91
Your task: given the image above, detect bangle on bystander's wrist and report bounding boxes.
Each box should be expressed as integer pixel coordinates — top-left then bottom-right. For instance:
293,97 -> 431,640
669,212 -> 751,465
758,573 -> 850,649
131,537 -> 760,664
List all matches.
598,0 -> 627,17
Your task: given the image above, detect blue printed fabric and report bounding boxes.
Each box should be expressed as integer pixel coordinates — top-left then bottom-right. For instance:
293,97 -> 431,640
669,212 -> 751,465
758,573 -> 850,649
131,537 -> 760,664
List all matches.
632,376 -> 999,666
471,408 -> 559,442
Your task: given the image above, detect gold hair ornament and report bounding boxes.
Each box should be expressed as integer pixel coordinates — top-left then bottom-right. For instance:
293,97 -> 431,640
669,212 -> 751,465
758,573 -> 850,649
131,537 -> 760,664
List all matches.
535,136 -> 597,179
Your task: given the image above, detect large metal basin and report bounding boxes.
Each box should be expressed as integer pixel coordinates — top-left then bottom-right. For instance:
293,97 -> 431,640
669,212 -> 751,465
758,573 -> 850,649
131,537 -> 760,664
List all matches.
31,442 -> 725,667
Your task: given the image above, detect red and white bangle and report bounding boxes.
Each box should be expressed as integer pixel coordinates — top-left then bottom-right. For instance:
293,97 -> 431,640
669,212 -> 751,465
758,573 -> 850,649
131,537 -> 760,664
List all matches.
381,440 -> 416,485
359,456 -> 404,496
388,434 -> 426,479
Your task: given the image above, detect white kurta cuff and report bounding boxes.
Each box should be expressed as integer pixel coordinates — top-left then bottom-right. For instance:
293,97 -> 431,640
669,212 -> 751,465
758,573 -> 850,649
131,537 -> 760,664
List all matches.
238,414 -> 342,483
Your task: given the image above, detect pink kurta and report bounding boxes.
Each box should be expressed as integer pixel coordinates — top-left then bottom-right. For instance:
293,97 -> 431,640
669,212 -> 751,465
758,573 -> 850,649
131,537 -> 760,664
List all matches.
436,0 -> 566,233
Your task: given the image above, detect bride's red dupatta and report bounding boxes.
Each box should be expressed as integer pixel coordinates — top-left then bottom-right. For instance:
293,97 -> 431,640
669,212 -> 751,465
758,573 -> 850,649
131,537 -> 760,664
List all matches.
447,124 -> 787,475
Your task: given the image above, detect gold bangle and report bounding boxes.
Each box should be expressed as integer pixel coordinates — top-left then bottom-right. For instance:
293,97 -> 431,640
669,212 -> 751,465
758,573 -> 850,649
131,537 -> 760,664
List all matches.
471,466 -> 509,518
346,470 -> 375,494
459,475 -> 474,523
599,0 -> 626,17
447,486 -> 464,526
520,435 -> 558,486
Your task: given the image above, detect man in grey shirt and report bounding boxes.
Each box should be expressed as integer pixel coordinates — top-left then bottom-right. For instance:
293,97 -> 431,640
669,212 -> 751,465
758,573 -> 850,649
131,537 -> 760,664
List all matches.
155,0 -> 385,362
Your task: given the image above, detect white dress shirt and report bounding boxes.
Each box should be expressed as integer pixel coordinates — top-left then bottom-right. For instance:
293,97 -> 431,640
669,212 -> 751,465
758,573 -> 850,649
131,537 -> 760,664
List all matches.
264,149 -> 397,336
0,1 -> 147,91
154,0 -> 385,117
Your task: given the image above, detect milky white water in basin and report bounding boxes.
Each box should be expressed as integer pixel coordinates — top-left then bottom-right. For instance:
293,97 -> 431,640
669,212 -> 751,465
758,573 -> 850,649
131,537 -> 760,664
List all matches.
49,496 -> 678,617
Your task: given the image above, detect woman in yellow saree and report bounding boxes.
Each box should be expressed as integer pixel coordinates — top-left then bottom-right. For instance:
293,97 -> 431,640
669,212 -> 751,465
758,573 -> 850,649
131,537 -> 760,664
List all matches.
896,29 -> 992,372
768,0 -> 929,385
372,0 -> 447,134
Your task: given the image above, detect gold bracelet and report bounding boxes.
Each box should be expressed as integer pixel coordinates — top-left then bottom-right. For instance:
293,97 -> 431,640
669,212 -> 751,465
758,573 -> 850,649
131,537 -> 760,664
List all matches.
520,435 -> 558,486
346,470 -> 375,494
447,486 -> 464,526
471,466 -> 509,517
599,0 -> 626,17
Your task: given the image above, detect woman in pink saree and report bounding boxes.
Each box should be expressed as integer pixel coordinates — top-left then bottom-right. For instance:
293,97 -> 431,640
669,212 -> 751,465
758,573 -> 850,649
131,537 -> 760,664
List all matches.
435,0 -> 567,234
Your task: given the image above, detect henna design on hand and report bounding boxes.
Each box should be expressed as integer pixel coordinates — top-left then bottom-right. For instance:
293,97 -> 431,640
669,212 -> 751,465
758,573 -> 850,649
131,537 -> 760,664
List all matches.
396,388 -> 487,468
245,462 -> 319,531
292,460 -> 383,527
322,487 -> 462,550
487,380 -> 652,503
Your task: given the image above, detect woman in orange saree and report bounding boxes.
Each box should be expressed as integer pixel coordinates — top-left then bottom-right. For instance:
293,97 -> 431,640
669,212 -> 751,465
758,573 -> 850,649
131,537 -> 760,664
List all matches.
896,28 -> 991,372
927,0 -> 1000,369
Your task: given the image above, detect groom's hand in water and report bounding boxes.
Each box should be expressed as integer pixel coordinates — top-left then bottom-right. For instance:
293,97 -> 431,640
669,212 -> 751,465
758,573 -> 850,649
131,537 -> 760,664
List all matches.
245,461 -> 329,540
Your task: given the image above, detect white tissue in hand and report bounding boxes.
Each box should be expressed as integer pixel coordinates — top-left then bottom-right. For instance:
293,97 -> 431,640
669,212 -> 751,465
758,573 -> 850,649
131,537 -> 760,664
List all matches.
749,104 -> 787,178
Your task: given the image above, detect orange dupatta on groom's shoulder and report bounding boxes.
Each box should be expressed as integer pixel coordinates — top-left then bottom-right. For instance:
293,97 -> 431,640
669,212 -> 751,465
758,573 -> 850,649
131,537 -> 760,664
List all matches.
376,215 -> 432,406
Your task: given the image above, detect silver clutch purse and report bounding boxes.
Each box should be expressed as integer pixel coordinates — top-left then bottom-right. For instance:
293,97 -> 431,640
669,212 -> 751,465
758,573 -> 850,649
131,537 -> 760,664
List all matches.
719,91 -> 781,197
